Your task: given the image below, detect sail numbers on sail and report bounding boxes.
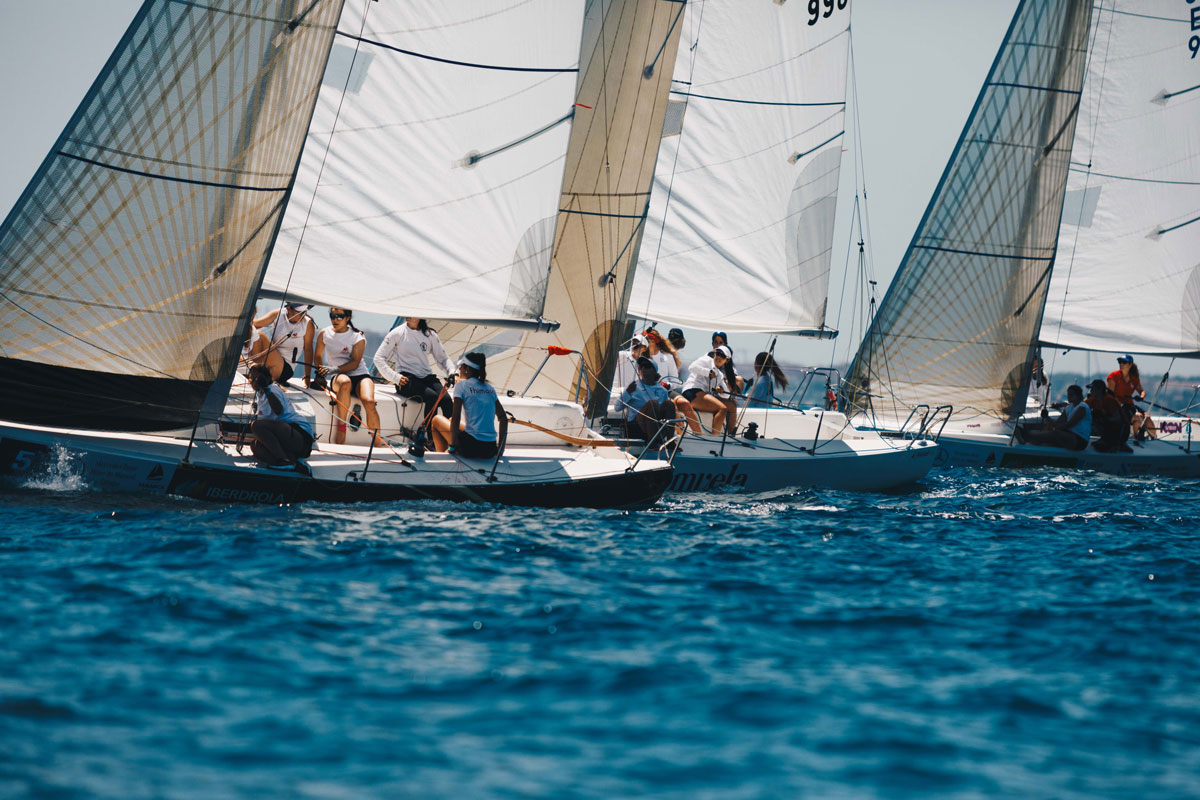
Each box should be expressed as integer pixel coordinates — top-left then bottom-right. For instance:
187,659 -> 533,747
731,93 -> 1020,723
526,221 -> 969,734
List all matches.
1189,0 -> 1200,58
807,0 -> 849,27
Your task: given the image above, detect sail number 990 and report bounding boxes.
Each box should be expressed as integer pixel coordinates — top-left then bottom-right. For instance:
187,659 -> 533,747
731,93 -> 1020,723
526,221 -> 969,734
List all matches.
809,0 -> 849,26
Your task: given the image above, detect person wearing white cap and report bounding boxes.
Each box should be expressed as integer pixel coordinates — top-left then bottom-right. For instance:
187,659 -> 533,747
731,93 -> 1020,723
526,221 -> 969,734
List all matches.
253,301 -> 316,385
607,333 -> 650,418
373,317 -> 457,434
431,352 -> 508,459
680,345 -> 738,434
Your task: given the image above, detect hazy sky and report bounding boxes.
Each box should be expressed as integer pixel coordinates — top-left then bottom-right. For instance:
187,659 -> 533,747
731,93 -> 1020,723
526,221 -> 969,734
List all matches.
0,1 -> 1172,381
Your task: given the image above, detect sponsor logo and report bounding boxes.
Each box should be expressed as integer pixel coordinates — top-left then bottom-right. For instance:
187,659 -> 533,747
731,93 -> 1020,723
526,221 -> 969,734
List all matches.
146,464 -> 164,482
204,486 -> 285,503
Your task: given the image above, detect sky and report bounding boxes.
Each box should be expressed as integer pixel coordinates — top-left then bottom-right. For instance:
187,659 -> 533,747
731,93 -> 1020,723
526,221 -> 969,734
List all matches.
0,1 -> 1181,385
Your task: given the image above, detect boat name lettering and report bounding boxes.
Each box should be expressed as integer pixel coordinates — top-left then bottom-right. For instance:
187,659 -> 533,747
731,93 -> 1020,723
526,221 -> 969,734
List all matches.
671,463 -> 748,493
1159,419 -> 1188,435
808,0 -> 848,28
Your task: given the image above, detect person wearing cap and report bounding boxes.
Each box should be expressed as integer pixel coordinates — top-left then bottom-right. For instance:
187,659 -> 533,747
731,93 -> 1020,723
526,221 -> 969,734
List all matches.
1020,384 -> 1090,450
253,302 -> 316,385
608,333 -> 651,418
644,328 -> 701,432
711,331 -> 744,393
431,352 -> 507,458
1085,379 -> 1131,453
1107,354 -> 1146,439
681,345 -> 738,434
618,356 -> 679,446
373,317 -> 456,435
667,328 -> 687,358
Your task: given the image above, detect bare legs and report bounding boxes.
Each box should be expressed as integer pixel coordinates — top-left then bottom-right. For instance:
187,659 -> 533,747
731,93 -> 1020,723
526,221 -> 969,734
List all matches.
330,374 -> 382,445
688,392 -> 737,434
672,396 -> 702,433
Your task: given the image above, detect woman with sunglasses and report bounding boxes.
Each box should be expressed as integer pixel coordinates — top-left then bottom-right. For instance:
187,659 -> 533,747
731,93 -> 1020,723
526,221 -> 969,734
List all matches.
681,345 -> 738,435
313,308 -> 381,445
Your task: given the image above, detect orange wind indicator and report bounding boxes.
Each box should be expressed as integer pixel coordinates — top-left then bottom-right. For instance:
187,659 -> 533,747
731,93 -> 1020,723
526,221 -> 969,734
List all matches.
547,346 -> 574,356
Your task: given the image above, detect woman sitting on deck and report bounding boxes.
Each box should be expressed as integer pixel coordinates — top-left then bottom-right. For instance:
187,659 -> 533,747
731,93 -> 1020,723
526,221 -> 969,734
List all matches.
431,352 -> 507,459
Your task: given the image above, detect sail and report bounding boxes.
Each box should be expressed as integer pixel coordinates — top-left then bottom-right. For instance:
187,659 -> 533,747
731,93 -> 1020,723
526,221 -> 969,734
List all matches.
1041,2 -> 1200,357
463,0 -> 686,416
259,0 -> 587,325
0,0 -> 344,431
627,0 -> 851,335
845,0 -> 1093,424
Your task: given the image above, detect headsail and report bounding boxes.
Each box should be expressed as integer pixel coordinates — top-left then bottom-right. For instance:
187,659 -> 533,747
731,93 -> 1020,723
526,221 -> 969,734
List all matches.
845,0 -> 1093,424
260,0 -> 587,326
0,0 -> 344,431
1041,3 -> 1200,357
628,0 -> 852,336
468,0 -> 686,417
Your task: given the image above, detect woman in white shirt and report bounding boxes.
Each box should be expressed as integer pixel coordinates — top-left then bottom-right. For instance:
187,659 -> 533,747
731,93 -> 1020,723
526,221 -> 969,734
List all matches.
681,345 -> 738,435
253,302 -> 316,385
431,352 -> 508,459
373,317 -> 456,431
313,308 -> 380,445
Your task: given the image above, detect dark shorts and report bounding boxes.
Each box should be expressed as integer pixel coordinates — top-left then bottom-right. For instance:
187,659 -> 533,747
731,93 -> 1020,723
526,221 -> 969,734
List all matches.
276,361 -> 294,385
347,373 -> 371,395
291,423 -> 314,457
456,431 -> 498,459
682,388 -> 705,402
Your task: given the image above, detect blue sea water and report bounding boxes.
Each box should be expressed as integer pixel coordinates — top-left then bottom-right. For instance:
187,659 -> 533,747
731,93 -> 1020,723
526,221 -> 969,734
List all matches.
1,469 -> 1198,799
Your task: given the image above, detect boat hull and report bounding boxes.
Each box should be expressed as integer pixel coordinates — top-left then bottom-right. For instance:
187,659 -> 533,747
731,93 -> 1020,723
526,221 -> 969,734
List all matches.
0,422 -> 672,510
931,432 -> 1200,478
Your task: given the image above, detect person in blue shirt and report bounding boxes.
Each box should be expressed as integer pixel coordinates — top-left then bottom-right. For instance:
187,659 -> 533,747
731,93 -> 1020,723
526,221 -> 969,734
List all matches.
248,365 -> 315,473
746,351 -> 789,408
619,356 -> 677,446
430,352 -> 508,459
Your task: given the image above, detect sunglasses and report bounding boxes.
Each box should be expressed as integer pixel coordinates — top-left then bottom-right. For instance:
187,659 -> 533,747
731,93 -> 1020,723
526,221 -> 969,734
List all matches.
329,312 -> 348,320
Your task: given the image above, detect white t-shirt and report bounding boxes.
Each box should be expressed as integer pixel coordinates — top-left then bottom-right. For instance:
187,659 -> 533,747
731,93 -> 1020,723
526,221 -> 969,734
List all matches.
270,311 -> 314,368
682,355 -> 729,395
372,324 -> 455,383
451,377 -> 499,442
318,326 -> 369,376
653,351 -> 680,387
255,384 -> 315,438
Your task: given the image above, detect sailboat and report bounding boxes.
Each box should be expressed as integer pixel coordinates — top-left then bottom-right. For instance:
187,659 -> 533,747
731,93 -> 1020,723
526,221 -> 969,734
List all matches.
609,0 -> 937,492
0,0 -> 677,508
844,0 -> 1200,478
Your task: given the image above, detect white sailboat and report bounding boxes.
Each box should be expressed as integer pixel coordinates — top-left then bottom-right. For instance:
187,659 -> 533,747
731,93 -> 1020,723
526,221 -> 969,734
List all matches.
845,0 -> 1200,478
0,0 -> 677,508
617,0 -> 938,493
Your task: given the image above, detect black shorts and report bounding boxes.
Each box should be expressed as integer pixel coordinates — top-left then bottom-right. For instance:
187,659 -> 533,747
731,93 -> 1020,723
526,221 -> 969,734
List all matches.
682,387 -> 705,402
456,431 -> 498,459
347,373 -> 371,395
276,361 -> 294,385
291,423 -> 314,457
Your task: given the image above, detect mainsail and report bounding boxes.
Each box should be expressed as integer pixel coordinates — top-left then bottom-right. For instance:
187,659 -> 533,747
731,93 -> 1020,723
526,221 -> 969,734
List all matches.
0,0 -> 344,430
260,0 -> 588,327
628,0 -> 852,336
845,0 -> 1093,424
463,0 -> 686,416
1041,2 -> 1200,357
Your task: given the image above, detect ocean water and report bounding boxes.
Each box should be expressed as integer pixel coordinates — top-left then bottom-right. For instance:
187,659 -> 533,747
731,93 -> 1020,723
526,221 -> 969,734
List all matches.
1,469 -> 1198,799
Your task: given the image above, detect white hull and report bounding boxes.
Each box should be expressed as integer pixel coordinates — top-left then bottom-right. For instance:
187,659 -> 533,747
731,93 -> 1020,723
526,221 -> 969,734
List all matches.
634,407 -> 939,493
0,384 -> 673,508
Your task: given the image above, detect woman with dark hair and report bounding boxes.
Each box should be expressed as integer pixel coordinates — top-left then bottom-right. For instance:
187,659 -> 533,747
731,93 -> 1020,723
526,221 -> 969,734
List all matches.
681,345 -> 738,434
248,365 -> 314,472
373,317 -> 456,433
711,331 -> 744,393
746,351 -> 788,408
431,352 -> 508,459
313,308 -> 380,445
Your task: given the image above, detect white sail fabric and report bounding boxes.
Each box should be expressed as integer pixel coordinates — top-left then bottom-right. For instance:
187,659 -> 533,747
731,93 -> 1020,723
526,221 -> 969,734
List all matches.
261,0 -> 586,324
0,0 -> 343,430
627,0 -> 851,335
845,0 -> 1093,424
1041,2 -> 1200,357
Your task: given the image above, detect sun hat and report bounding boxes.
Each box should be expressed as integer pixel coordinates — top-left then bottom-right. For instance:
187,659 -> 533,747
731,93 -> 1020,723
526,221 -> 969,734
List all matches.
715,344 -> 732,359
631,333 -> 649,348
1117,354 -> 1133,363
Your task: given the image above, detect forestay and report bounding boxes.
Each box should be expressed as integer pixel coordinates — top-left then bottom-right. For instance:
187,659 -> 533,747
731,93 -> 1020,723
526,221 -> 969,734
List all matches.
1041,2 -> 1200,357
627,0 -> 851,335
0,0 -> 344,430
260,0 -> 587,325
846,0 -> 1093,424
